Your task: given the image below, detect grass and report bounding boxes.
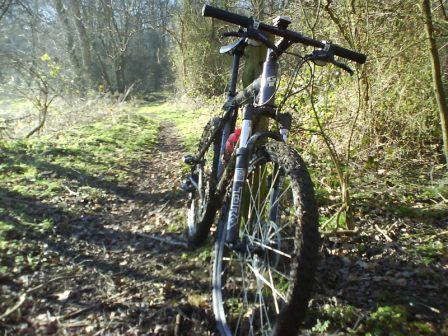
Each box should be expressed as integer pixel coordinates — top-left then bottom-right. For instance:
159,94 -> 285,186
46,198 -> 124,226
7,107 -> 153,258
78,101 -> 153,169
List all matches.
309,303 -> 438,335
0,111 -> 160,274
0,100 -> 210,278
0,116 -> 158,202
137,102 -> 215,152
0,98 -> 33,115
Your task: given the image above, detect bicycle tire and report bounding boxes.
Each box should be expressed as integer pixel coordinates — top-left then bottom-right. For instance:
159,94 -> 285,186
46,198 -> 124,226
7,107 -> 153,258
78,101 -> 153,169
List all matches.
212,141 -> 320,336
186,117 -> 222,248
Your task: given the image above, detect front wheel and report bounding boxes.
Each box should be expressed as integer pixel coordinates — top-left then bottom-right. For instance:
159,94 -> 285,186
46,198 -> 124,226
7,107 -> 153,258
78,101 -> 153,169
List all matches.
212,141 -> 320,336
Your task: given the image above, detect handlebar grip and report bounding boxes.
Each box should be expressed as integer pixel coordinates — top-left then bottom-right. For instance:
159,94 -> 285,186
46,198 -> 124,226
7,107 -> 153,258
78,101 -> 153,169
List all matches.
332,44 -> 367,64
202,5 -> 252,27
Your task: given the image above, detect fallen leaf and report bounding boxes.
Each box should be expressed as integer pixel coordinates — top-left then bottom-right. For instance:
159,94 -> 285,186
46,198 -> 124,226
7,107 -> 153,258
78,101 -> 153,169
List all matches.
54,290 -> 71,301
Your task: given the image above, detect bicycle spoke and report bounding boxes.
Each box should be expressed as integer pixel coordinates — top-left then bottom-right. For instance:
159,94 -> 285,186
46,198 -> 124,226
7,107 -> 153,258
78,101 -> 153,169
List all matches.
258,178 -> 290,224
247,167 -> 281,222
267,258 -> 280,314
246,263 -> 287,302
251,240 -> 292,259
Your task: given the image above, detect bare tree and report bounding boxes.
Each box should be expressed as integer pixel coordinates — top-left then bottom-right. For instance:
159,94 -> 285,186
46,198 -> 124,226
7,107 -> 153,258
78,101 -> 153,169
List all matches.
69,0 -> 94,87
53,0 -> 81,77
0,0 -> 13,21
422,0 -> 448,164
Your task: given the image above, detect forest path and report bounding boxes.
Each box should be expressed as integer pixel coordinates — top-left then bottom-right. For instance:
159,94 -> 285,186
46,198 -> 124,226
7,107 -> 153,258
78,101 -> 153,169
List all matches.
1,105 -> 447,335
0,120 -> 215,335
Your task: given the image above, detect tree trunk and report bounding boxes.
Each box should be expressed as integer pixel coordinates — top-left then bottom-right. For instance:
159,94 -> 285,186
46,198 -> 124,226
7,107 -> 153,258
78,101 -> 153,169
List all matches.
240,21 -> 268,223
422,0 -> 448,164
26,103 -> 48,138
53,0 -> 81,76
115,56 -> 126,93
69,0 -> 94,88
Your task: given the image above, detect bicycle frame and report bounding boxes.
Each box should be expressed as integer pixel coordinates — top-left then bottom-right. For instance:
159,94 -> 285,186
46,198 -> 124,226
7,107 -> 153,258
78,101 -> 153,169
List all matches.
225,47 -> 287,243
192,35 -> 296,245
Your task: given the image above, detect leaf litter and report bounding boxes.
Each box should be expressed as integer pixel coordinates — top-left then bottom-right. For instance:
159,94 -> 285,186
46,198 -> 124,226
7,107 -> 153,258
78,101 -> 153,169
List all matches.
0,118 -> 447,335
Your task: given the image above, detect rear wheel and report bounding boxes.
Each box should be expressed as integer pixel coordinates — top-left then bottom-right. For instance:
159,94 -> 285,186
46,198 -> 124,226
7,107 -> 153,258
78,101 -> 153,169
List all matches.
187,117 -> 221,248
213,141 -> 320,336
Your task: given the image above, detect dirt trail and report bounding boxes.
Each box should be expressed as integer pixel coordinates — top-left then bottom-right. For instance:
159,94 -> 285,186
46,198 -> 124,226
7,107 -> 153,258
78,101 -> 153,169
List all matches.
1,118 -> 447,335
1,122 -> 215,335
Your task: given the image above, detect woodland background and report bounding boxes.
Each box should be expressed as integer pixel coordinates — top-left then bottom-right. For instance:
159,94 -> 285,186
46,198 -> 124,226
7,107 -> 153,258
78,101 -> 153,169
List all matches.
0,0 -> 446,164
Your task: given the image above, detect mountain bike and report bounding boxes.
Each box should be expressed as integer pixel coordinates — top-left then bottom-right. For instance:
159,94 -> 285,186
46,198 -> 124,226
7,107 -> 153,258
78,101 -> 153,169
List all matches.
182,5 -> 367,336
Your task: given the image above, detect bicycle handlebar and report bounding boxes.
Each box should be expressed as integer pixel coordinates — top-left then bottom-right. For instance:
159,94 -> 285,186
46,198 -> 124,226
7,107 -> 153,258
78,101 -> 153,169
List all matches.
202,4 -> 367,64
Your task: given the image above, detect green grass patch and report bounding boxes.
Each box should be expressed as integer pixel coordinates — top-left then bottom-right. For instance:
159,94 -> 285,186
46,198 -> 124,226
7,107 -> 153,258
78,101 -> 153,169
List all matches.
402,239 -> 446,266
309,303 -> 438,335
0,113 -> 158,198
0,110 -> 160,273
137,103 -> 215,152
360,305 -> 437,336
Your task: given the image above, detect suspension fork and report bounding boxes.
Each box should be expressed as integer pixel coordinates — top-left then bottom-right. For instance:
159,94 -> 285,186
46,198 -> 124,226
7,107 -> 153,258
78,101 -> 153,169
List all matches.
226,105 -> 254,242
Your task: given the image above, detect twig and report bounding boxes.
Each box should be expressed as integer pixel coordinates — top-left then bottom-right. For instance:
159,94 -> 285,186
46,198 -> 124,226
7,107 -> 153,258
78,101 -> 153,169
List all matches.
63,184 -> 77,196
2,114 -> 32,123
352,313 -> 366,331
321,228 -> 359,236
26,275 -> 81,294
158,200 -> 170,212
174,313 -> 183,336
62,304 -> 100,320
374,224 -> 393,242
320,208 -> 342,230
147,307 -> 170,320
437,192 -> 448,203
119,83 -> 135,104
62,322 -> 90,328
0,274 -> 80,320
421,230 -> 448,242
136,232 -> 188,248
0,196 -> 50,208
0,293 -> 26,320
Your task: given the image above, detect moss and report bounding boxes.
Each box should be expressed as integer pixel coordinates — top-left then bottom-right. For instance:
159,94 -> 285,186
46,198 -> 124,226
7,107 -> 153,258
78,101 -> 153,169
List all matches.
404,240 -> 445,266
359,305 -> 437,336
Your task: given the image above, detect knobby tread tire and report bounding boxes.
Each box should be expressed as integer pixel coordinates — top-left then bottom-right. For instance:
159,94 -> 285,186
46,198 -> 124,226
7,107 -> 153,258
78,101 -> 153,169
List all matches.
213,141 -> 320,336
187,117 -> 221,249
266,142 -> 320,336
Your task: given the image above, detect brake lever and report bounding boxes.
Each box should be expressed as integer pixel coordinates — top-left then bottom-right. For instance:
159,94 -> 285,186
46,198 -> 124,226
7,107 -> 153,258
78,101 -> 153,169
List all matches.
307,49 -> 354,75
222,28 -> 279,53
332,59 -> 354,75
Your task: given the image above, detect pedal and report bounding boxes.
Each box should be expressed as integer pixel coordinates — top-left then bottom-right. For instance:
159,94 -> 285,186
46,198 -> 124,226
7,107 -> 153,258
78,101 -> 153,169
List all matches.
183,155 -> 198,165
